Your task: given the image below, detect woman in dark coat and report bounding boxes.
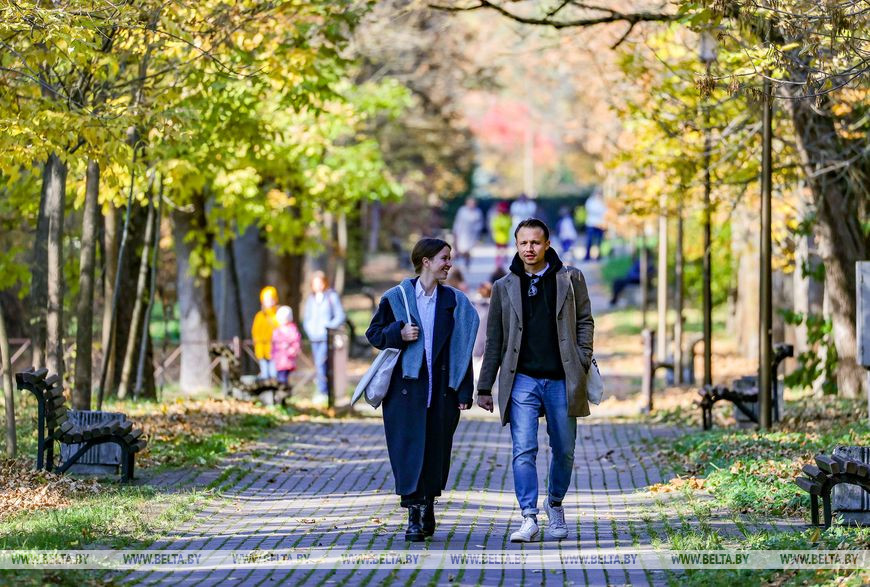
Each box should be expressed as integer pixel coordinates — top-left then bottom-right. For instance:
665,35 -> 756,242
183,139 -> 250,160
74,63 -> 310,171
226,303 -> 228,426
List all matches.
365,238 -> 479,541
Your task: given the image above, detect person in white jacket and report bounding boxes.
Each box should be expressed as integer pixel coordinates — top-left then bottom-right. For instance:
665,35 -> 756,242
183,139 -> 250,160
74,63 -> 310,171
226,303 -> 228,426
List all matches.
583,190 -> 607,261
452,198 -> 483,268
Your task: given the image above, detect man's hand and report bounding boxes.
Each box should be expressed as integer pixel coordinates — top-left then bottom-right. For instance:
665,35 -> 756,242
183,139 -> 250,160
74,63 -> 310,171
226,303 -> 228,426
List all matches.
459,403 -> 470,410
477,394 -> 494,412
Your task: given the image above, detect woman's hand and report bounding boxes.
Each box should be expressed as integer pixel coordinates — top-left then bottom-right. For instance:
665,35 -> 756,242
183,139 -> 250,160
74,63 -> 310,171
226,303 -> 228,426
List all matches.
477,395 -> 494,412
459,403 -> 470,410
400,323 -> 420,341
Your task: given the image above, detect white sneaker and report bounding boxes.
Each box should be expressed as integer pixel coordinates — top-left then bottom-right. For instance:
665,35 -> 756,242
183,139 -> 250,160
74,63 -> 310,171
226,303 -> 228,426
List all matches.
510,516 -> 540,542
545,501 -> 568,540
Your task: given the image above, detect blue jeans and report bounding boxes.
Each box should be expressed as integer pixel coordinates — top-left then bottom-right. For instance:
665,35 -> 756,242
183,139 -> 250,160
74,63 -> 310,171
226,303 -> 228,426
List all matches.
258,358 -> 276,379
509,373 -> 577,516
585,226 -> 604,260
311,340 -> 329,397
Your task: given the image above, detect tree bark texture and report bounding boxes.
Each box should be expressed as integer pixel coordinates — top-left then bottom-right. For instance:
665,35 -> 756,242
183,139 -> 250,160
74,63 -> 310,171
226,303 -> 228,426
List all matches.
30,159 -> 52,370
266,250 -> 305,326
101,205 -> 120,393
101,202 -> 149,397
0,304 -> 16,457
118,198 -> 156,399
135,190 -> 162,400
220,226 -> 266,374
225,237 -> 246,342
786,91 -> 870,398
44,153 -> 67,382
73,160 -> 99,409
334,213 -> 348,295
173,196 -> 217,393
731,207 -> 760,361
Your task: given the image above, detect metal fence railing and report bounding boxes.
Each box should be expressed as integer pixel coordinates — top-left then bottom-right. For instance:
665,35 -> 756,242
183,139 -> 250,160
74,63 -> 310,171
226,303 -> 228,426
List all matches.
1,337 -> 318,392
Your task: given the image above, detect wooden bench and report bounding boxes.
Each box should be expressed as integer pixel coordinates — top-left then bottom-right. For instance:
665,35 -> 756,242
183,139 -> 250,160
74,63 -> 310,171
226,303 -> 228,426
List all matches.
15,368 -> 147,481
209,343 -> 291,405
795,452 -> 870,528
698,343 -> 793,430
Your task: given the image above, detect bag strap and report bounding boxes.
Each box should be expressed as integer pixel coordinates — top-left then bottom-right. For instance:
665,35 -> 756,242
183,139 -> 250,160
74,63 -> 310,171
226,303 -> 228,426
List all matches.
398,283 -> 413,325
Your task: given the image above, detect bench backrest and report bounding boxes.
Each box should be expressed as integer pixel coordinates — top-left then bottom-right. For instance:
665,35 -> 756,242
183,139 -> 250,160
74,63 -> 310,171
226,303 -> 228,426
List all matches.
15,367 -> 69,440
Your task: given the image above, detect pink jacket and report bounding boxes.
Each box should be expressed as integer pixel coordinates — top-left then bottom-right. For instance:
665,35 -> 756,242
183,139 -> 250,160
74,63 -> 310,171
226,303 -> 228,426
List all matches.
271,323 -> 302,372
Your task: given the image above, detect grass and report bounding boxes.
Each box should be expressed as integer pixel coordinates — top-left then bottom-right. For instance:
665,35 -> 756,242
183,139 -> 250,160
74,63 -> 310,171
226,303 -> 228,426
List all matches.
644,396 -> 870,585
597,305 -> 729,337
0,387 -> 298,586
346,307 -> 374,338
0,486 -> 202,550
600,253 -> 634,285
145,411 -> 290,469
0,485 -> 205,587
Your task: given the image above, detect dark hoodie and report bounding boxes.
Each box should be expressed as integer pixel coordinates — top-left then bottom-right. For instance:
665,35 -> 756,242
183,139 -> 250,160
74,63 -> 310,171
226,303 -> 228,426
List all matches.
509,248 -> 565,380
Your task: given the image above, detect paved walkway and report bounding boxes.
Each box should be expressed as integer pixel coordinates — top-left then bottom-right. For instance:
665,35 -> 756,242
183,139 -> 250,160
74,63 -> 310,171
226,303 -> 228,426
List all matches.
120,245 -> 804,585
126,416 -> 687,586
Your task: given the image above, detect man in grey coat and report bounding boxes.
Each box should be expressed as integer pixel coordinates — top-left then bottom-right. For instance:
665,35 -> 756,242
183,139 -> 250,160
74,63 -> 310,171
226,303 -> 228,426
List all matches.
477,218 -> 594,542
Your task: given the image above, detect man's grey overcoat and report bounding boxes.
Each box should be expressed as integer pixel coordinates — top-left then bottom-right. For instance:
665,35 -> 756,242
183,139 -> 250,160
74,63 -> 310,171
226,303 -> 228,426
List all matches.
477,265 -> 594,425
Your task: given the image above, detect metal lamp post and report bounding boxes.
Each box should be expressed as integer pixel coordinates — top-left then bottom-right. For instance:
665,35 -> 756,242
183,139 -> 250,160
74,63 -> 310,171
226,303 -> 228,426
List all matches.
758,68 -> 775,430
699,32 -> 717,389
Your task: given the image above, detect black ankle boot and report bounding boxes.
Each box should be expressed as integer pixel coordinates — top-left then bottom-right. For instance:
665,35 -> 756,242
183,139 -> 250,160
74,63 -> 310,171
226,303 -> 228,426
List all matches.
422,499 -> 435,536
405,505 -> 425,542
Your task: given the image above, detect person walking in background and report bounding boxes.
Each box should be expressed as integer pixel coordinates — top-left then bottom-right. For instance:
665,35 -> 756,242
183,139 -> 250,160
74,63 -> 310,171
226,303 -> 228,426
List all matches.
509,193 -> 537,235
303,271 -> 346,405
477,218 -> 595,543
489,201 -> 512,269
452,197 -> 483,268
583,188 -> 607,261
272,306 -> 302,386
252,286 -> 280,380
556,206 -> 578,262
365,238 -> 478,542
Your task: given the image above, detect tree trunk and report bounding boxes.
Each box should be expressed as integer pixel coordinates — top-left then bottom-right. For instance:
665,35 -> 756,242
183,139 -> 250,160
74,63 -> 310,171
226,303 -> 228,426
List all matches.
0,304 -> 15,457
73,160 -> 99,409
101,205 -> 120,393
228,226 -> 266,374
135,187 -> 162,400
118,198 -> 156,399
267,250 -> 305,325
731,204 -> 760,361
44,153 -> 67,382
30,159 -> 53,370
226,236 -> 246,341
334,212 -> 347,295
366,200 -> 381,254
172,196 -> 217,393
786,91 -> 870,398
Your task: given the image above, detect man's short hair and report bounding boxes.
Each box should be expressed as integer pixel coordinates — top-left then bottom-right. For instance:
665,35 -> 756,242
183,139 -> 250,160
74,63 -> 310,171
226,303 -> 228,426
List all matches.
514,218 -> 550,241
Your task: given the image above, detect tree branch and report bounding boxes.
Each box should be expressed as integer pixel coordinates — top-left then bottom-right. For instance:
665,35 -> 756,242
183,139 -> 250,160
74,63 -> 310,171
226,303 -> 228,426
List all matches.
429,0 -> 676,29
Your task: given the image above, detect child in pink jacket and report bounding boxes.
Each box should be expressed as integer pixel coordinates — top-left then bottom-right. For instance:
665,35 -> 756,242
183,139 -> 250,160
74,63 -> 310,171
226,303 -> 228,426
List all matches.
272,306 -> 302,385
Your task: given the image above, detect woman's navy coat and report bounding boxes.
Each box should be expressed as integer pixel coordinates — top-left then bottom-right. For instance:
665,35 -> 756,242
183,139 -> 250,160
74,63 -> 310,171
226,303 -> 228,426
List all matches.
365,281 -> 474,496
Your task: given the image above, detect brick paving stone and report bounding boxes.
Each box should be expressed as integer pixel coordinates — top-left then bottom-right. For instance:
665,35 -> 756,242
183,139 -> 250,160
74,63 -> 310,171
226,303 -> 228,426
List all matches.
120,415 -> 714,587
118,373 -> 807,587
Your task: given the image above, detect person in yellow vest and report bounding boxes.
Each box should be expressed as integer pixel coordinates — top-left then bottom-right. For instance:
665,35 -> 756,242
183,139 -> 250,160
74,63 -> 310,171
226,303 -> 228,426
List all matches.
252,286 -> 279,380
